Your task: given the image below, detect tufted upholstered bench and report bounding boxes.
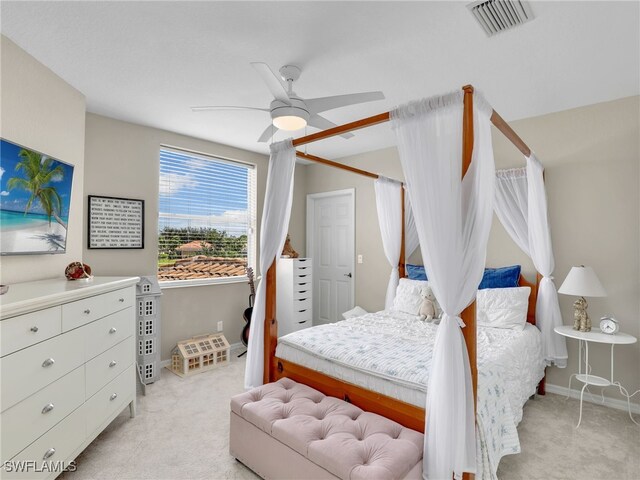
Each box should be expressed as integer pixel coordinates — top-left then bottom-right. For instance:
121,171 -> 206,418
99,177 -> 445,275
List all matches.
230,378 -> 423,480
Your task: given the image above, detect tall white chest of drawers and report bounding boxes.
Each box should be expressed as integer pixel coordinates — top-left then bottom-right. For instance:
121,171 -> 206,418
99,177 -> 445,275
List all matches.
0,276 -> 139,479
276,258 -> 313,336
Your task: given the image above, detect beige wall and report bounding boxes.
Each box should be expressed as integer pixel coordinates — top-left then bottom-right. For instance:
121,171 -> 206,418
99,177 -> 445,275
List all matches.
489,96 -> 639,404
304,96 -> 639,405
83,113 -> 308,359
289,165 -> 307,257
0,36 -> 86,284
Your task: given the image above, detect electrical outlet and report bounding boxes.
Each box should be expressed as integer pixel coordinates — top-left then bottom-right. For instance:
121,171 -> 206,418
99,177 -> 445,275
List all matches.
217,321 -> 223,332
357,254 -> 363,264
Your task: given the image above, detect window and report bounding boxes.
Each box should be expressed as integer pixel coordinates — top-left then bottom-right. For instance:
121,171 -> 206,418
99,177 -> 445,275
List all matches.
158,147 -> 256,285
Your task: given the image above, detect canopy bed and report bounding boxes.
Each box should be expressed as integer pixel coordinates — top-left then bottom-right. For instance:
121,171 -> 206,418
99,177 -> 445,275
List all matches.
244,86 -> 567,479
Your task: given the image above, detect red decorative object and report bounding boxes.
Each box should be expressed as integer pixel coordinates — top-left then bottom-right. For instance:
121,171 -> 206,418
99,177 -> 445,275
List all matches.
65,262 -> 93,280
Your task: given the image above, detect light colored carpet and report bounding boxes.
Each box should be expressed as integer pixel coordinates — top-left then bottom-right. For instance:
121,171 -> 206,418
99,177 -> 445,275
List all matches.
61,353 -> 639,480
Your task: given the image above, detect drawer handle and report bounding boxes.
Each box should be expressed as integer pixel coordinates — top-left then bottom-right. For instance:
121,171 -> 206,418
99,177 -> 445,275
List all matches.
119,298 -> 125,302
109,327 -> 117,334
298,309 -> 307,313
109,360 -> 117,368
84,309 -> 91,314
42,358 -> 55,368
298,321 -> 307,324
42,403 -> 55,414
43,448 -> 56,460
110,393 -> 118,401
30,326 -> 39,333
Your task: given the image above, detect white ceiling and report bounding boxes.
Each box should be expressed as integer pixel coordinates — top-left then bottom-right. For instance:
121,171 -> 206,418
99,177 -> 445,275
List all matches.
1,1 -> 638,160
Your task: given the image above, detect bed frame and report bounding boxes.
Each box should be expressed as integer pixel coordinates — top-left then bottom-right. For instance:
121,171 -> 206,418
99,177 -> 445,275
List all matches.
271,273 -> 543,432
260,86 -> 543,478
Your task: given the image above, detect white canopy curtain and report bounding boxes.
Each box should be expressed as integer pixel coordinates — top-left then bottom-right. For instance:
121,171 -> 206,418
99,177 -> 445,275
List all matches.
391,91 -> 495,480
494,156 -> 568,367
404,188 -> 420,262
374,176 -> 403,309
244,139 -> 296,389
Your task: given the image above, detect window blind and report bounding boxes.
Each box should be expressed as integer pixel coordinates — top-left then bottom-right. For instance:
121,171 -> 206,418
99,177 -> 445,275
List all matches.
158,147 -> 256,282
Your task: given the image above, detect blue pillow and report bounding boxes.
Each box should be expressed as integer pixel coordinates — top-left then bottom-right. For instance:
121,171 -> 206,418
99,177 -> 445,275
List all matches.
479,265 -> 521,290
406,264 -> 428,281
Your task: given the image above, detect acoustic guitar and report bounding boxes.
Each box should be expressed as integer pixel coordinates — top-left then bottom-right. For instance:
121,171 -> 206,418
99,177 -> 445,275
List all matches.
241,267 -> 255,348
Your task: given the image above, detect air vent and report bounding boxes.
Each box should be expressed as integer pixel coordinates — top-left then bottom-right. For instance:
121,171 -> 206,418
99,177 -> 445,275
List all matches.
467,0 -> 534,37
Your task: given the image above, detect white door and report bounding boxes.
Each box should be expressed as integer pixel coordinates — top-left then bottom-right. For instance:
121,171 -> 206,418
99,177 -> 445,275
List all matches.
307,190 -> 355,325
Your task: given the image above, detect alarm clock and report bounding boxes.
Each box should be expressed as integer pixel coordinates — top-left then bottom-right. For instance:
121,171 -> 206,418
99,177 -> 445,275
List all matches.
599,316 -> 619,335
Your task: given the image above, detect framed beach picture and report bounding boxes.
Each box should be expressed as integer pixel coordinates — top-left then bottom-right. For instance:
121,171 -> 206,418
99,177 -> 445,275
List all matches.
88,195 -> 144,249
0,139 -> 74,255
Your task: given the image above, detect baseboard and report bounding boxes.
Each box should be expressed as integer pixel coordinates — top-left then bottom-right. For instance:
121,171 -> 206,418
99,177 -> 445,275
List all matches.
160,341 -> 244,368
545,383 -> 640,415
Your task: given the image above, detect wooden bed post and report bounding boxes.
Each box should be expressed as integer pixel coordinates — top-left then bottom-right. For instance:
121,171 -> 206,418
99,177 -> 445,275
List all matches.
461,85 -> 477,480
399,183 -> 406,278
264,260 -> 278,384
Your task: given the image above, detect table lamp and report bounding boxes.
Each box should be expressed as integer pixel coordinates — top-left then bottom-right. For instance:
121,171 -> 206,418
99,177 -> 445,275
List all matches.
558,265 -> 606,332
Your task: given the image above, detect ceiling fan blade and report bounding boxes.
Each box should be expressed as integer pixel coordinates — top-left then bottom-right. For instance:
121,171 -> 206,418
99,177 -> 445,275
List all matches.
257,124 -> 279,143
305,91 -> 385,114
190,105 -> 269,112
308,114 -> 354,139
250,62 -> 290,104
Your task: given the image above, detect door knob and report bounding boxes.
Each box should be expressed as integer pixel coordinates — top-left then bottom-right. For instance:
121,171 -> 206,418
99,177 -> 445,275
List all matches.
344,273 -> 352,278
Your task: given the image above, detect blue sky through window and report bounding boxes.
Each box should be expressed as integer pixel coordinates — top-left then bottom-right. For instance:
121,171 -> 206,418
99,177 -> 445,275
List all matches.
158,149 -> 251,237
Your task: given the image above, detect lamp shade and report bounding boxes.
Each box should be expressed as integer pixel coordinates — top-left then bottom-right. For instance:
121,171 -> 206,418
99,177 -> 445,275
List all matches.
558,266 -> 606,297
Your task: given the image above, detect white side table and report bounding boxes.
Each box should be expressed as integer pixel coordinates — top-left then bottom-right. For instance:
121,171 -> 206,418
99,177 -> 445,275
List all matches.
554,325 -> 638,427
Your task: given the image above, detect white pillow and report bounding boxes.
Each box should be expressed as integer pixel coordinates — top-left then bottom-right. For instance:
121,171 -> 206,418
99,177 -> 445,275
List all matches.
391,278 -> 428,315
476,286 -> 531,330
342,306 -> 368,320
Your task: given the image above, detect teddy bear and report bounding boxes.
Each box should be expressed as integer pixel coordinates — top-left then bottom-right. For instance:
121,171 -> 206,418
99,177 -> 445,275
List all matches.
573,297 -> 591,332
419,285 -> 440,322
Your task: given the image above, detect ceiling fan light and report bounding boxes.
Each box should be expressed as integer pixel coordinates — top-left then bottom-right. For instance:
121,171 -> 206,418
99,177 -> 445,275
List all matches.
273,115 -> 307,131
271,103 -> 309,131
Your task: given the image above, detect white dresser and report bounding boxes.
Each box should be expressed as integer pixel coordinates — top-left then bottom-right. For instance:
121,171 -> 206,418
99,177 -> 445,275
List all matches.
0,276 -> 139,479
276,258 -> 312,336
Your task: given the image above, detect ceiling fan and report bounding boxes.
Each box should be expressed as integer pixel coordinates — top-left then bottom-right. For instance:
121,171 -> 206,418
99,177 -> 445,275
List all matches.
191,62 -> 385,143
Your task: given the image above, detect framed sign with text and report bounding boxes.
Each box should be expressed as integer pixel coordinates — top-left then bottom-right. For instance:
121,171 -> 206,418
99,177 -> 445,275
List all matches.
88,195 -> 144,249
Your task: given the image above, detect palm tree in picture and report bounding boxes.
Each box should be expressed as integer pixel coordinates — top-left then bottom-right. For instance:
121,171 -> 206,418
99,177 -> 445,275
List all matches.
6,149 -> 68,229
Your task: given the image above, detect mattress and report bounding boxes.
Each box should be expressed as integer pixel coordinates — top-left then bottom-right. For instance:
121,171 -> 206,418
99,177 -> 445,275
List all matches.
275,309 -> 546,478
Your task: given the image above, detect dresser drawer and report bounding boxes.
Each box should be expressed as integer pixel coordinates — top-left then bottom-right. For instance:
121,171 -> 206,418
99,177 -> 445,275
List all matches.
294,264 -> 312,278
292,297 -> 312,312
292,318 -> 311,332
0,307 -> 61,358
62,287 -> 134,331
294,279 -> 312,290
293,287 -> 312,300
293,258 -> 311,266
85,365 -> 134,436
85,336 -> 134,398
1,367 -> 85,462
294,273 -> 312,285
5,404 -> 85,480
294,306 -> 312,321
84,307 -> 134,361
0,327 -> 85,412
